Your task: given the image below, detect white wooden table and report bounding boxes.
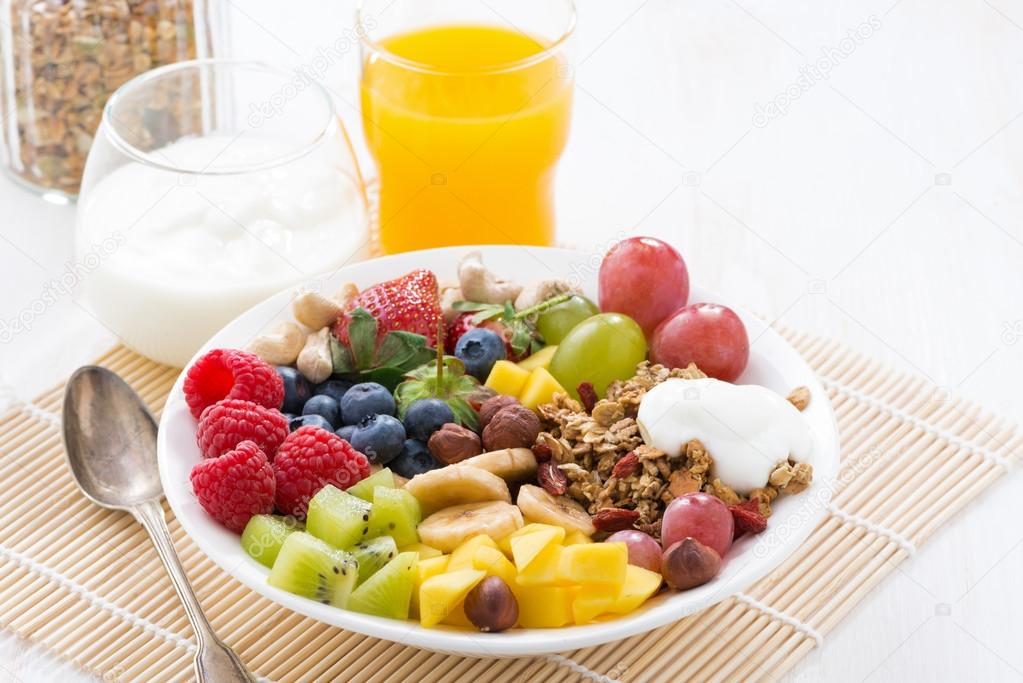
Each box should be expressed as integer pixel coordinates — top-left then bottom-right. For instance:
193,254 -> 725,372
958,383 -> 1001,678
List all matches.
1,1 -> 1021,681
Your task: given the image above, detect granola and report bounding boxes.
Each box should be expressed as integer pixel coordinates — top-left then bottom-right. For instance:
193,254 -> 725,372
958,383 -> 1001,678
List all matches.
536,361 -> 814,538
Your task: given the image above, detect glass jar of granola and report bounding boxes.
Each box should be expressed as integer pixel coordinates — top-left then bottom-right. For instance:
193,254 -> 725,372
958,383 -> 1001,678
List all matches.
0,0 -> 225,200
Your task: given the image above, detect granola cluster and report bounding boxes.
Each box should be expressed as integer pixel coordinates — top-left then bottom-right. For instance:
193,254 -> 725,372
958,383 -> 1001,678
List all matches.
534,361 -> 814,538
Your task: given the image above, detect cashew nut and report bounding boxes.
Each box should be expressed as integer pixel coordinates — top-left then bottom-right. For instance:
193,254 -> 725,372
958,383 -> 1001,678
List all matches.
297,328 -> 333,383
247,322 -> 305,365
439,280 -> 463,322
458,251 -> 522,305
514,279 -> 582,310
334,281 -> 359,309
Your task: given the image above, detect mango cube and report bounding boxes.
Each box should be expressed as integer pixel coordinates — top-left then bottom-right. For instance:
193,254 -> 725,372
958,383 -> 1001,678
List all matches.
564,531 -> 594,546
441,600 -> 474,627
518,345 -> 557,371
447,534 -> 498,572
401,542 -> 443,560
515,586 -> 577,628
610,565 -> 663,614
510,526 -> 564,571
572,584 -> 619,624
515,543 -> 564,586
557,542 -> 628,586
411,555 -> 449,615
485,360 -> 531,397
472,545 -> 518,586
518,367 -> 568,411
418,569 -> 486,627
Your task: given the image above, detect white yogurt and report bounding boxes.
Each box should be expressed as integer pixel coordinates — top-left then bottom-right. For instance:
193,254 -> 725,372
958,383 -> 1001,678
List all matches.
77,135 -> 368,366
636,378 -> 814,495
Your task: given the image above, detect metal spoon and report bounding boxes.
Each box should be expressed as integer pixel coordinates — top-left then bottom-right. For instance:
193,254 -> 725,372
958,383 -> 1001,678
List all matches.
63,366 -> 254,683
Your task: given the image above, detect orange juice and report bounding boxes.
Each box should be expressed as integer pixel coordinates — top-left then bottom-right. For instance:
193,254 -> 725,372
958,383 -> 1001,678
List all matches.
360,24 -> 573,253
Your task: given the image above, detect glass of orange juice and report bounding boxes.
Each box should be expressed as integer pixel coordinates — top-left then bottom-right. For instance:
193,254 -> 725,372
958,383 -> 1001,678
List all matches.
357,0 -> 575,253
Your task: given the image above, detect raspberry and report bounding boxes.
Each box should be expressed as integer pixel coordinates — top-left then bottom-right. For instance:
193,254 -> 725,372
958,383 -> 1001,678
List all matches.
729,498 -> 767,538
189,441 -> 275,533
273,426 -> 371,518
183,348 -> 284,419
196,399 -> 289,460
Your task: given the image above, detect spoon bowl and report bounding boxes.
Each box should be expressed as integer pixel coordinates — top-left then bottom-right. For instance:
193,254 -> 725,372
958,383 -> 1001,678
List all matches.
63,366 -> 161,510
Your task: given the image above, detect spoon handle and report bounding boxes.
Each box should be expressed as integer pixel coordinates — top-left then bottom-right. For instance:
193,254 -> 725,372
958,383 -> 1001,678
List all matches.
135,500 -> 255,683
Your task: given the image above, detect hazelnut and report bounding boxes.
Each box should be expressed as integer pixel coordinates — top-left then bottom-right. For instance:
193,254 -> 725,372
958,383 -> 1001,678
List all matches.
428,423 -> 483,464
464,576 -> 518,632
482,404 -> 540,451
662,537 -> 721,591
478,394 -> 519,429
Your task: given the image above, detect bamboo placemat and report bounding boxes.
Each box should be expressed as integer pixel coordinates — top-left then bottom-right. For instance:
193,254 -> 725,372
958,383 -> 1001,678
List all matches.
0,329 -> 1018,683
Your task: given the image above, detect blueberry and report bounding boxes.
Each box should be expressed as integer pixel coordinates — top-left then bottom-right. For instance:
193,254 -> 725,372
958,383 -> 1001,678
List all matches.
390,439 -> 440,478
403,398 -> 455,442
277,366 -> 312,414
289,414 -> 333,432
340,382 -> 395,425
454,328 -> 507,381
314,379 -> 352,404
335,424 -> 357,442
349,414 -> 406,465
302,394 -> 341,428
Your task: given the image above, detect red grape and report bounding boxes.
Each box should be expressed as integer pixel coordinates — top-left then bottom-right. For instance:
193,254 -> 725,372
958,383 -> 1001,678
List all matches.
650,303 -> 749,381
598,237 -> 689,336
606,530 -> 662,573
661,493 -> 734,557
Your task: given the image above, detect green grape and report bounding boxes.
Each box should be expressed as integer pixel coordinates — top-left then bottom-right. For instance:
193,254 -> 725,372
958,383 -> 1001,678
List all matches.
535,295 -> 599,344
549,313 -> 647,399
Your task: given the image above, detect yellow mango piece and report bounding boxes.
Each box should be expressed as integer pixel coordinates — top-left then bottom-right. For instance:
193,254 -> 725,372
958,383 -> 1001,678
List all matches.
401,542 -> 443,560
411,555 -> 449,615
516,585 -> 577,628
499,522 -> 563,557
515,543 -> 565,587
448,534 -> 498,572
510,526 -> 564,572
572,584 -> 619,624
441,599 -> 474,627
472,546 -> 518,586
419,569 -> 485,627
610,565 -> 663,614
518,367 -> 568,411
485,360 -> 531,397
557,542 -> 628,586
564,531 -> 593,546
518,345 -> 557,371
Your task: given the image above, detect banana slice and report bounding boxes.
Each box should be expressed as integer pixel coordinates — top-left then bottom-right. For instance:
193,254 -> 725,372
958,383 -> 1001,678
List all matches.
417,501 -> 524,552
462,448 -> 537,483
516,484 -> 596,536
404,465 -> 511,514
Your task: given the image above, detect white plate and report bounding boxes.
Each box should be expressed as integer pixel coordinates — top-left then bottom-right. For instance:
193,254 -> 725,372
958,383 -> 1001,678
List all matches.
157,245 -> 839,658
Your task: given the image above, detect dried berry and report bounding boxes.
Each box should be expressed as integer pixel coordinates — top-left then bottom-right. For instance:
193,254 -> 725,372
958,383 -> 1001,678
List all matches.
577,381 -> 598,413
537,461 -> 568,496
728,498 -> 767,538
464,576 -> 518,632
592,507 -> 641,532
662,537 -> 721,590
531,442 -> 553,463
479,394 -> 520,429
611,451 -> 640,479
482,404 -> 541,451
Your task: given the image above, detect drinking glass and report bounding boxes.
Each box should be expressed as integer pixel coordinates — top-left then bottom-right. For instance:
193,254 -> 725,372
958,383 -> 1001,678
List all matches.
357,0 -> 575,254
76,60 -> 369,366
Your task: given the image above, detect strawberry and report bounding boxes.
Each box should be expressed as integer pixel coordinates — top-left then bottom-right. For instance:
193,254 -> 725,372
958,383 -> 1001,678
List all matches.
333,269 -> 442,347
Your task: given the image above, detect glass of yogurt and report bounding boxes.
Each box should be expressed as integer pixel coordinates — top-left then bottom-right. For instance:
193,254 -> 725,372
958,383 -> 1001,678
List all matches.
75,60 -> 370,367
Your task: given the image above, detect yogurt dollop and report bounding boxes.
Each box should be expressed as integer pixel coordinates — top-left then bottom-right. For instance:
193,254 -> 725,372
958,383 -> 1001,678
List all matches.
636,378 -> 813,495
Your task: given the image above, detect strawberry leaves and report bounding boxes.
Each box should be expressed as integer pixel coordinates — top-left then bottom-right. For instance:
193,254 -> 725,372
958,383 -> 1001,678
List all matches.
394,357 -> 492,432
451,293 -> 571,357
330,307 -> 435,390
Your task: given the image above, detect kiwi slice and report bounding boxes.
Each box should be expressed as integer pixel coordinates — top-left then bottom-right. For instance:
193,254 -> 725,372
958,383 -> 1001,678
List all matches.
350,535 -> 399,585
348,551 -> 418,619
307,485 -> 372,549
347,468 -> 396,502
241,514 -> 302,568
268,532 -> 358,608
367,488 -> 421,547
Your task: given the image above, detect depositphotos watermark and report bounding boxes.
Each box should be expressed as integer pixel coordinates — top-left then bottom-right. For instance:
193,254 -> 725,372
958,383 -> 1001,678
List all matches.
247,18 -> 377,128
752,15 -> 882,128
0,232 -> 126,343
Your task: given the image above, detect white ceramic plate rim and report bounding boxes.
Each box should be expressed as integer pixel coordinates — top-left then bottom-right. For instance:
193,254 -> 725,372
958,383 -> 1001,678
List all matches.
157,245 -> 839,658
